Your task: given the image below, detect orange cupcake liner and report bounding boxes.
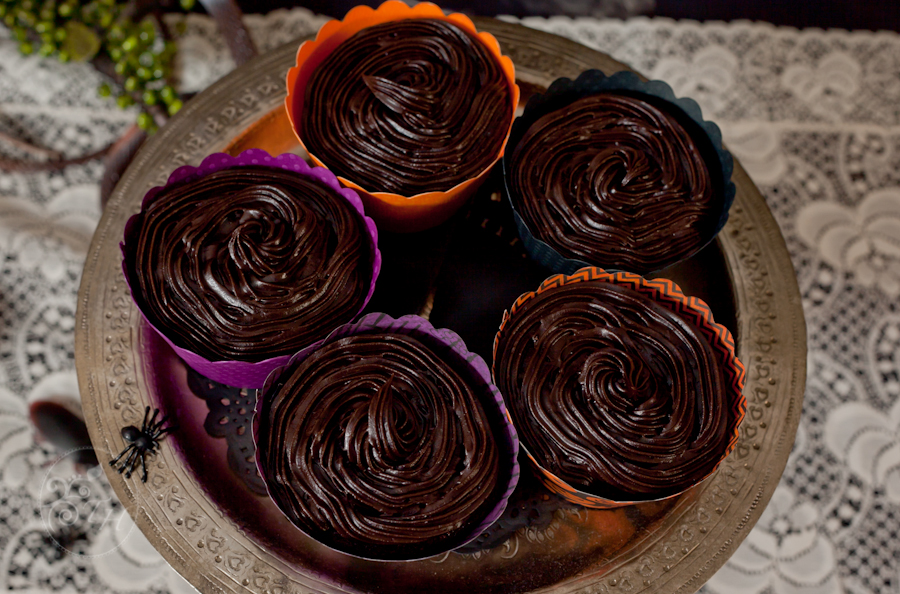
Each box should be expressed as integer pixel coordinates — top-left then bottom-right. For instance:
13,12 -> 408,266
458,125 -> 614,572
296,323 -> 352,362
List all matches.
285,1 -> 520,232
492,266 -> 747,509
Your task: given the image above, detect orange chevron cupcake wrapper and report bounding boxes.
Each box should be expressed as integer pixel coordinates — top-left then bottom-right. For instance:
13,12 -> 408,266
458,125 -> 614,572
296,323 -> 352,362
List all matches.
493,266 -> 746,509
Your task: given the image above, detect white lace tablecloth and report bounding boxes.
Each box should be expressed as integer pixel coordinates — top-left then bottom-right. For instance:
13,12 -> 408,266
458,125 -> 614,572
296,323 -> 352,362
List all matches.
1,10 -> 898,594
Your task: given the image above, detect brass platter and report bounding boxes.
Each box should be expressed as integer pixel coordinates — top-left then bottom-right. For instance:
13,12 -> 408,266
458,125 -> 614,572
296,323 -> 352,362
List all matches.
75,18 -> 807,594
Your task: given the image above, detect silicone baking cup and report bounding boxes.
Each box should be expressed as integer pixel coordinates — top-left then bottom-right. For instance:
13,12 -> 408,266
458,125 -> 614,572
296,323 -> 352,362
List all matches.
502,69 -> 736,275
492,267 -> 746,509
254,313 -> 520,561
285,1 -> 519,233
121,149 -> 381,389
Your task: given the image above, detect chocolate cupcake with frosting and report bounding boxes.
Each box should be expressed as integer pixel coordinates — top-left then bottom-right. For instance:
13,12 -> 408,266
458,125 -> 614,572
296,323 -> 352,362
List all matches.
502,70 -> 735,275
122,150 -> 381,389
255,313 -> 519,560
492,267 -> 745,508
301,18 -> 510,196
286,1 -> 519,232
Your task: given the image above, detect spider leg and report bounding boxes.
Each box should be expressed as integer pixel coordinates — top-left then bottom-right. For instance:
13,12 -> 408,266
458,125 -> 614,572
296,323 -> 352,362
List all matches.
149,414 -> 169,435
146,408 -> 159,432
140,451 -> 149,483
122,448 -> 140,474
109,443 -> 135,466
121,448 -> 140,477
141,406 -> 151,430
156,423 -> 178,436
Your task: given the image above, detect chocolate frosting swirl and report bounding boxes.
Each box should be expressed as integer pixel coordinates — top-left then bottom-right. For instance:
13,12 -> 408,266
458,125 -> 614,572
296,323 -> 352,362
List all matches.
494,280 -> 729,500
300,18 -> 513,195
259,333 -> 503,558
126,166 -> 373,362
508,93 -> 718,274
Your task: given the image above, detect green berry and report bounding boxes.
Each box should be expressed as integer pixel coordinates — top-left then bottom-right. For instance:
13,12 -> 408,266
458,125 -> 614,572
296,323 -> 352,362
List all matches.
167,98 -> 183,115
138,22 -> 153,43
12,26 -> 26,41
19,41 -> 34,55
53,27 -> 66,42
123,76 -> 137,92
114,59 -> 128,75
57,49 -> 69,62
121,35 -> 137,52
4,14 -> 15,27
38,42 -> 54,56
180,0 -> 195,10
136,66 -> 151,80
151,67 -> 164,80
141,89 -> 157,105
138,51 -> 153,67
57,2 -> 72,17
108,24 -> 124,40
116,94 -> 134,108
109,47 -> 122,61
159,85 -> 176,103
0,6 -> 7,18
98,10 -> 112,27
35,20 -> 51,33
136,111 -> 153,130
17,9 -> 35,26
98,82 -> 111,97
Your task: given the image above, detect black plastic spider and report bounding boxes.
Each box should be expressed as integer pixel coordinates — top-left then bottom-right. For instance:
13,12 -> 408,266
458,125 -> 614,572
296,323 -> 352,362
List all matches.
109,406 -> 176,482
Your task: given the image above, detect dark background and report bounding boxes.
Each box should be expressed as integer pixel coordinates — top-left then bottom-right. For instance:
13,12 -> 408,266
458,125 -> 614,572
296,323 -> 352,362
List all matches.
238,0 -> 900,32
653,0 -> 900,31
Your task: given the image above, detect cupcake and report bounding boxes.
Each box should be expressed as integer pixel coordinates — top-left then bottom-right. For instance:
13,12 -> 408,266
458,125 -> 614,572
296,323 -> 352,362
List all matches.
502,70 -> 735,275
255,313 -> 519,561
122,150 -> 381,389
492,267 -> 745,508
286,1 -> 519,232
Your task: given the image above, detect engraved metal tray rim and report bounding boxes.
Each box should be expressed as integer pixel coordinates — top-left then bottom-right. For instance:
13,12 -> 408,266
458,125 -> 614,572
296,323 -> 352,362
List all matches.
75,18 -> 807,594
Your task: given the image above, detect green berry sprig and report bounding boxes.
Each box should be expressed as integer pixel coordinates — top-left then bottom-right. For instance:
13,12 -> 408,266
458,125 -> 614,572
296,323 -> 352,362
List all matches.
1,0 -> 197,133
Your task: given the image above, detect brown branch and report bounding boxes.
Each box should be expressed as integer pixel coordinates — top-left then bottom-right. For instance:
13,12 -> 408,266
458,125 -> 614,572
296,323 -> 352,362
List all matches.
0,130 -> 64,160
0,141 -> 115,173
152,9 -> 175,41
197,0 -> 257,66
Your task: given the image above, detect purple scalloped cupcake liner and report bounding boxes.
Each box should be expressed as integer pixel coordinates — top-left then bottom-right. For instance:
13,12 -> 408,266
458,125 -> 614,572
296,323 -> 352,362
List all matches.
502,69 -> 736,276
121,149 -> 382,389
253,312 -> 520,562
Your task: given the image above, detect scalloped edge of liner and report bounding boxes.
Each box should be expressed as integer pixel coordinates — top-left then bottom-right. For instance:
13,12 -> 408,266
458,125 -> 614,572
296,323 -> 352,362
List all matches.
284,1 -> 520,207
491,266 -> 747,509
501,69 -> 736,276
120,148 -> 382,389
253,312 -> 521,561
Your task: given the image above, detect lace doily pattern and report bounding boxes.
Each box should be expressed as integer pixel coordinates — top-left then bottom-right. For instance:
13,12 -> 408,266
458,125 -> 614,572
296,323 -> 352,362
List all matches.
167,9 -> 330,93
2,9 -> 899,594
508,15 -> 900,127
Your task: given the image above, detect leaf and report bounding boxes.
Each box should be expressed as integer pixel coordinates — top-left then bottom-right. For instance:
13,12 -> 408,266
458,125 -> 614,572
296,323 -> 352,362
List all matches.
62,21 -> 101,62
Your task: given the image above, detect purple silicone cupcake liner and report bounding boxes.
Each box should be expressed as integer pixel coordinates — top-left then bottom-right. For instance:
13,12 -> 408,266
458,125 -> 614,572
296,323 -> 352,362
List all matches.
253,312 -> 521,562
501,69 -> 736,276
121,148 -> 382,389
